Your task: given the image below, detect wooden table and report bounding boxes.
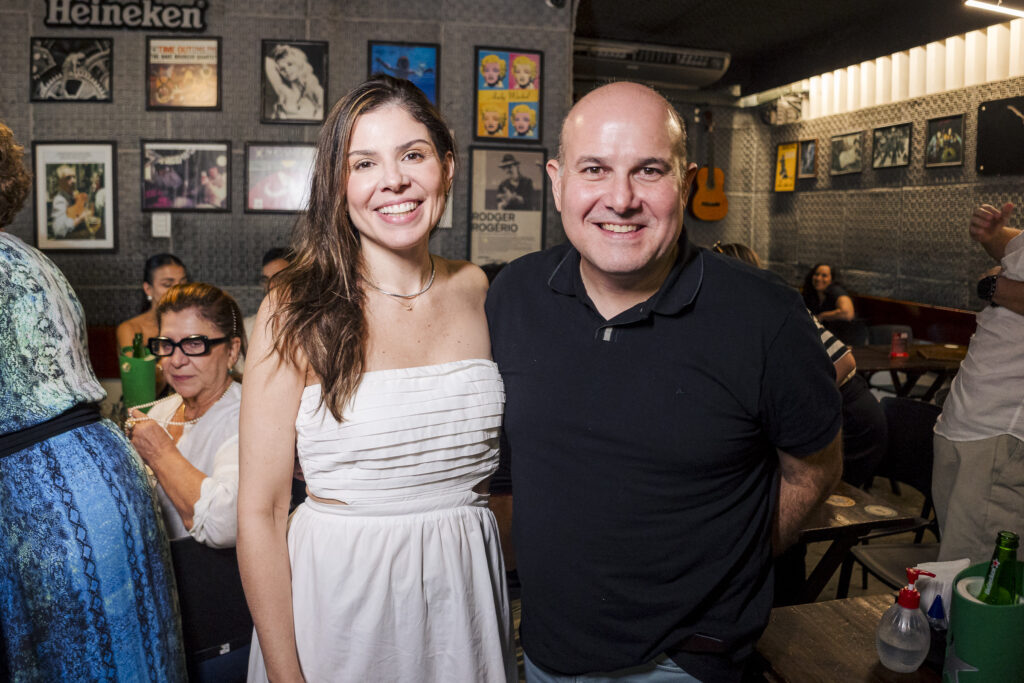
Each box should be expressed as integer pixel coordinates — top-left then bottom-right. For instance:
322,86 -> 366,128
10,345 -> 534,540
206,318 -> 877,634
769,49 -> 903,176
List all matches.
757,594 -> 942,682
795,482 -> 918,604
852,344 -> 966,401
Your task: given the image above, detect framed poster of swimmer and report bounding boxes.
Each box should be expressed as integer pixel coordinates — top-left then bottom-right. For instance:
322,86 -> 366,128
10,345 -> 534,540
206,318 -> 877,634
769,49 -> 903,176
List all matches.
797,139 -> 816,179
30,38 -> 112,102
367,41 -> 439,105
468,146 -> 545,265
829,131 -> 863,176
146,37 -> 220,110
872,123 -> 911,169
245,142 -> 316,213
33,141 -> 117,252
925,114 -> 964,168
473,46 -> 542,144
774,142 -> 797,192
141,140 -> 231,212
262,40 -> 328,124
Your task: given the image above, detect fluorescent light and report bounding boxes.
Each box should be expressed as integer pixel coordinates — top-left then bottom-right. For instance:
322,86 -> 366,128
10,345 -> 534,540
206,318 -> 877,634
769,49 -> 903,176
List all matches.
964,0 -> 1024,19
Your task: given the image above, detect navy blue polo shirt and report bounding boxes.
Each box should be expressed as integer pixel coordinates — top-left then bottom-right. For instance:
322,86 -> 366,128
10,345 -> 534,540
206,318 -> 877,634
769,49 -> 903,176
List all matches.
485,241 -> 841,681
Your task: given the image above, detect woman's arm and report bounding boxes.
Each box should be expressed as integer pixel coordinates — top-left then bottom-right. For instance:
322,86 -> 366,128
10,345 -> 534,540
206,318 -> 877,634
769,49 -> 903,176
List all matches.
130,413 -> 206,529
190,435 -> 240,548
264,56 -> 287,97
237,296 -> 307,682
817,293 -> 855,322
116,319 -> 138,352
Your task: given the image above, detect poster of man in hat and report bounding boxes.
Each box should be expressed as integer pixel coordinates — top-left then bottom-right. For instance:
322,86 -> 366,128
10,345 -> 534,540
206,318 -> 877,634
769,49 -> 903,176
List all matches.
469,147 -> 545,265
494,153 -> 537,211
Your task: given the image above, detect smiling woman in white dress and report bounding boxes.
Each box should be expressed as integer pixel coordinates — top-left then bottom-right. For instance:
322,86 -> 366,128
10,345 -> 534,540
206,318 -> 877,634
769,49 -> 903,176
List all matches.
238,75 -> 515,683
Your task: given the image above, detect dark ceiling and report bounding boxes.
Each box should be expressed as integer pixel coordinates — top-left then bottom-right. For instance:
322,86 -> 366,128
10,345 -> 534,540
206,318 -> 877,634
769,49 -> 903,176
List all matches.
575,0 -> 1002,94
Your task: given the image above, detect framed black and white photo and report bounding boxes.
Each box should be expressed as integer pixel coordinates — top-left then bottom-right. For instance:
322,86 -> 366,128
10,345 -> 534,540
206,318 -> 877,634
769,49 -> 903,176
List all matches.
872,123 -> 911,169
142,141 -> 231,212
368,41 -> 438,105
245,142 -> 315,213
978,96 -> 1024,175
33,141 -> 117,252
146,37 -> 220,110
31,38 -> 112,102
830,131 -> 862,176
468,146 -> 545,265
474,46 -> 543,143
797,139 -> 816,178
925,115 -> 964,168
261,40 -> 328,124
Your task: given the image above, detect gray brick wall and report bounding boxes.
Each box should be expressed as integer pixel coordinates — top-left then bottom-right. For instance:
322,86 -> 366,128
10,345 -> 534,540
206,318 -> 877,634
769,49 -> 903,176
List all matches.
691,76 -> 1024,312
0,0 -> 572,324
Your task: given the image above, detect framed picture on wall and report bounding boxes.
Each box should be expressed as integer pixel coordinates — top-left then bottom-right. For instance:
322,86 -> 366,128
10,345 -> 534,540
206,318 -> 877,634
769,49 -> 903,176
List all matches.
924,115 -> 964,168
797,139 -> 816,178
261,40 -> 328,124
367,41 -> 439,105
872,123 -> 911,169
33,141 -> 117,252
774,142 -> 797,192
30,38 -> 112,102
245,142 -> 316,213
473,46 -> 542,143
830,131 -> 862,175
141,140 -> 231,212
146,37 -> 221,110
977,97 -> 1024,175
468,146 -> 545,265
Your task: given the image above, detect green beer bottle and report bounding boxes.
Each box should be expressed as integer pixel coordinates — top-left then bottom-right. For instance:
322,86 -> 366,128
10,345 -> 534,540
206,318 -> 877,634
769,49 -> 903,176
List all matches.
976,530 -> 1020,605
132,332 -> 146,359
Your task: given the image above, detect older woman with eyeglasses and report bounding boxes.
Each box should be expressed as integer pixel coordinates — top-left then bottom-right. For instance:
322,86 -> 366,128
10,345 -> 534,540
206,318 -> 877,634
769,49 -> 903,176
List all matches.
127,282 -> 245,548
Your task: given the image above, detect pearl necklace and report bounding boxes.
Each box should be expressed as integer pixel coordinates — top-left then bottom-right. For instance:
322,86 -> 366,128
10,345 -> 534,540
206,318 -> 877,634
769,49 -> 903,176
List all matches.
124,380 -> 233,435
365,256 -> 435,310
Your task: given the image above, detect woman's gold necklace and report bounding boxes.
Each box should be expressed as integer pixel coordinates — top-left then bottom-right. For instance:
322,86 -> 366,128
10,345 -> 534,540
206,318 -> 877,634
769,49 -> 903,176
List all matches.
365,256 -> 435,311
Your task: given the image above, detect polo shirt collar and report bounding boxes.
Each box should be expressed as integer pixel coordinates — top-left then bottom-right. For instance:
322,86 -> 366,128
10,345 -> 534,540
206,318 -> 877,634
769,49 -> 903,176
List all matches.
547,238 -> 703,318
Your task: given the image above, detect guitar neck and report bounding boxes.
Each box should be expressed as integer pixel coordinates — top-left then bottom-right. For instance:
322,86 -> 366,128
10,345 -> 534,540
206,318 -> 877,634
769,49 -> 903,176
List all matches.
706,143 -> 716,188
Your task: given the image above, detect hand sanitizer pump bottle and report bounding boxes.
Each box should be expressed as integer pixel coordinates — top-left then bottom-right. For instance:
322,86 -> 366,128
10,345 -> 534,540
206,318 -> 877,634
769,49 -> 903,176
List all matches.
876,568 -> 935,673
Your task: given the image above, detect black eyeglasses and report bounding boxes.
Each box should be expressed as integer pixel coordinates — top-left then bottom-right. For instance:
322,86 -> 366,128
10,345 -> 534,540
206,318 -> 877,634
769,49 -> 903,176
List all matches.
148,335 -> 229,357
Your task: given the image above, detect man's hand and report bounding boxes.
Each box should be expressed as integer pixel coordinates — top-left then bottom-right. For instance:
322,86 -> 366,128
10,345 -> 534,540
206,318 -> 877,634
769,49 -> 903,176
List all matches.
969,202 -> 1020,262
970,202 -> 1014,244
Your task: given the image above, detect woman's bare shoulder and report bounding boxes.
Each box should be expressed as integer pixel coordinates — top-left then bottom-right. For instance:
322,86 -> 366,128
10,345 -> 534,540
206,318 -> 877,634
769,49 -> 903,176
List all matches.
437,257 -> 488,292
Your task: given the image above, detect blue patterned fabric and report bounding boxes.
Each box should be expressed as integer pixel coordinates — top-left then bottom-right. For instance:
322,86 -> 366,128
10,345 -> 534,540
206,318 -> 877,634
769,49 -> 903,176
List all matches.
0,232 -> 105,432
0,233 -> 186,682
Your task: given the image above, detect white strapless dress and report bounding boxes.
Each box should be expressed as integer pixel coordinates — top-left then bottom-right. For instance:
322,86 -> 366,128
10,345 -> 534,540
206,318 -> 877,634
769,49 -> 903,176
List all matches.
247,359 -> 515,683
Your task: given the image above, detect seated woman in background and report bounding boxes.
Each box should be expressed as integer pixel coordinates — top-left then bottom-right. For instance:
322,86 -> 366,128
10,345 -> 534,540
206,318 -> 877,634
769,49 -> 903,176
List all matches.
802,262 -> 855,322
126,282 -> 244,549
117,253 -> 188,394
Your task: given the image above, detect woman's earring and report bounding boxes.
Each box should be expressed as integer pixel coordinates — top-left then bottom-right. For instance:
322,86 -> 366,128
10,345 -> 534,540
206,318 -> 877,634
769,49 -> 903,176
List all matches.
146,294 -> 153,302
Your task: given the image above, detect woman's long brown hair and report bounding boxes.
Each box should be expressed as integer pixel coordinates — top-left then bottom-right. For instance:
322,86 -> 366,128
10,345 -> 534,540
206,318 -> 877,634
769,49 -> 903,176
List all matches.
269,74 -> 456,422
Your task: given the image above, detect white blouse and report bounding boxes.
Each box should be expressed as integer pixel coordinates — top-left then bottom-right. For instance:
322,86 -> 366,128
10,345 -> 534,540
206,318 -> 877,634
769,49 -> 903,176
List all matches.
146,381 -> 242,548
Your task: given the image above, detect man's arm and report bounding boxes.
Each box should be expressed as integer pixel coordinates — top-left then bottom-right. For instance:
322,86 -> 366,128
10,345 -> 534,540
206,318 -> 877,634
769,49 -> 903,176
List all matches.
970,202 -> 1021,262
773,431 -> 843,555
991,272 -> 1024,316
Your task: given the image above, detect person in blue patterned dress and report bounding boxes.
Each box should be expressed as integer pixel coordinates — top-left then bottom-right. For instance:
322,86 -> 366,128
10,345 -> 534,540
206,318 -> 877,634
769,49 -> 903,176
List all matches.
0,121 -> 186,682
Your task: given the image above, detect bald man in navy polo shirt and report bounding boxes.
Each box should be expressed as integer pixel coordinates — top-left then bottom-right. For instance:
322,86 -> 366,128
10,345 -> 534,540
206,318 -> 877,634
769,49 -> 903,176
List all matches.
485,83 -> 843,683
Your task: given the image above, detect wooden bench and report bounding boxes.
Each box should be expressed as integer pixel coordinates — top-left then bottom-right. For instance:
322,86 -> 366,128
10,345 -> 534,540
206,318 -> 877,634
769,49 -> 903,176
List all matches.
850,294 -> 976,346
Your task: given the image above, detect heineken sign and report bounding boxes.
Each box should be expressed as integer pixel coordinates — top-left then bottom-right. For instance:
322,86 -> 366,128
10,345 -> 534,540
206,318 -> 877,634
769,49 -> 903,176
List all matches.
44,0 -> 208,31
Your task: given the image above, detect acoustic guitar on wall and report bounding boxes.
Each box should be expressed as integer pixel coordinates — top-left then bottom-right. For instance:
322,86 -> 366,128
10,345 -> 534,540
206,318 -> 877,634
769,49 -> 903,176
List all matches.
691,110 -> 728,222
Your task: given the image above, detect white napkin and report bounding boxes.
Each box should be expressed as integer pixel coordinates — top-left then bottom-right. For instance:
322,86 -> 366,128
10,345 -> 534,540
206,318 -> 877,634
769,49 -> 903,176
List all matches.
915,558 -> 971,629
